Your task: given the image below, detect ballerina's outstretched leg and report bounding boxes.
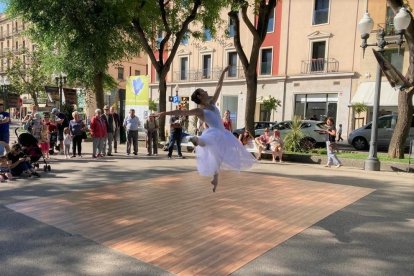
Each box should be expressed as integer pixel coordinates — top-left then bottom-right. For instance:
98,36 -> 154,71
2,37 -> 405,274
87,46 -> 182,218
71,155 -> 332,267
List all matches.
211,173 -> 218,192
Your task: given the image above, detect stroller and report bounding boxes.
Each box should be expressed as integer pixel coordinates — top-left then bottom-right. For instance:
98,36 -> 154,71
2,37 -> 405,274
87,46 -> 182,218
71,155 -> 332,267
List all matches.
15,128 -> 51,172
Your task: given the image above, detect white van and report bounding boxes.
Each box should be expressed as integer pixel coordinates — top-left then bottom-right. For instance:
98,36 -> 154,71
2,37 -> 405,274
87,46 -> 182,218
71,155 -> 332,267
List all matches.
348,114 -> 414,150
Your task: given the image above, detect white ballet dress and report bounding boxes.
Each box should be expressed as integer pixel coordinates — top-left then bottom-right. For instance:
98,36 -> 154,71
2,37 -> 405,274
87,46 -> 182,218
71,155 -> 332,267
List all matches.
195,106 -> 256,176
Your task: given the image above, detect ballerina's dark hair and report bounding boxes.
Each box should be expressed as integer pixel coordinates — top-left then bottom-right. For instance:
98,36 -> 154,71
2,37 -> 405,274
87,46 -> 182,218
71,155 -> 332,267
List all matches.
191,88 -> 204,104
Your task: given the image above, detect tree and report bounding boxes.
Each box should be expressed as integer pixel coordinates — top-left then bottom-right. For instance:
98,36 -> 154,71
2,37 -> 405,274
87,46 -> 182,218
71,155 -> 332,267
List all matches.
228,0 -> 277,134
6,49 -> 49,107
129,0 -> 226,140
8,0 -> 139,109
387,0 -> 414,158
261,95 -> 281,121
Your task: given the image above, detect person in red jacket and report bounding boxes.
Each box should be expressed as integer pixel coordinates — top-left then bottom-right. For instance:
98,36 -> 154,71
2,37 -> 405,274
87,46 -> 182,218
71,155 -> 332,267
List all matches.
90,109 -> 107,158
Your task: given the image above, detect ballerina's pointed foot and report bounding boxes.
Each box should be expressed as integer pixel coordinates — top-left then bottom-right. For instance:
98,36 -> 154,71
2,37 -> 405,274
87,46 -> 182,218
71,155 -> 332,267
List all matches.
211,175 -> 218,192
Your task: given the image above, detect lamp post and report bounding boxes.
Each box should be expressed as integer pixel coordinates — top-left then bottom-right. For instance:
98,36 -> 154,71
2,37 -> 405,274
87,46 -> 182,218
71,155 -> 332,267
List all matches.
0,76 -> 10,110
52,72 -> 67,109
358,6 -> 411,171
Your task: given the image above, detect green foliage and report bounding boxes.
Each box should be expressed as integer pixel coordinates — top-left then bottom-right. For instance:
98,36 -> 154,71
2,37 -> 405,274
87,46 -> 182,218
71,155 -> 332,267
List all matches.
148,99 -> 157,112
6,49 -> 49,106
261,95 -> 281,113
8,0 -> 140,106
352,102 -> 368,116
283,116 -> 305,152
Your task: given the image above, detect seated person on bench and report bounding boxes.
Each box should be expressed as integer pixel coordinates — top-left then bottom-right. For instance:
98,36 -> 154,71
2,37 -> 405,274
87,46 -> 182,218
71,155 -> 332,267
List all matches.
270,129 -> 284,163
254,128 -> 271,160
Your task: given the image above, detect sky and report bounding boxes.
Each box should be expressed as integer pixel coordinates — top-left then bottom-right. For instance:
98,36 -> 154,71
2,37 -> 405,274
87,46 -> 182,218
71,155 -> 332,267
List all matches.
0,2 -> 7,13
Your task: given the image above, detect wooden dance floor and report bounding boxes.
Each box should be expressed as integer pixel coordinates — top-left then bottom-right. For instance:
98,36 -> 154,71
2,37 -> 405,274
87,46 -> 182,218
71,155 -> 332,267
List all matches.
7,172 -> 373,275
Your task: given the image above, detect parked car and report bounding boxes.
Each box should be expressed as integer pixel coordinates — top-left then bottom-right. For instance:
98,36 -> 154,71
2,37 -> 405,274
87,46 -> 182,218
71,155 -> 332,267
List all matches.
270,120 -> 327,148
348,114 -> 414,150
233,121 -> 278,137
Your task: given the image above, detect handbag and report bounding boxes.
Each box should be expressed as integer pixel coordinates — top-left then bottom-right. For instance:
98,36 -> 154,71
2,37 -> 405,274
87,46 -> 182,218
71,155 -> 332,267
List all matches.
81,131 -> 87,139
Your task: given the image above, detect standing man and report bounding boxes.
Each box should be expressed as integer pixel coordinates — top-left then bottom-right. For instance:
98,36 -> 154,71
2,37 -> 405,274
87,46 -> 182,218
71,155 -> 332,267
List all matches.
110,106 -> 120,153
0,104 -> 10,156
51,108 -> 68,154
101,105 -> 115,156
167,106 -> 185,159
123,108 -> 140,156
144,114 -> 159,156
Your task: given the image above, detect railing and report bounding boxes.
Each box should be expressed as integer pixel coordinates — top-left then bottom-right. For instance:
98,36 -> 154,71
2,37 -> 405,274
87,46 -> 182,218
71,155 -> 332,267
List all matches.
301,58 -> 339,74
377,22 -> 396,36
174,66 -> 246,82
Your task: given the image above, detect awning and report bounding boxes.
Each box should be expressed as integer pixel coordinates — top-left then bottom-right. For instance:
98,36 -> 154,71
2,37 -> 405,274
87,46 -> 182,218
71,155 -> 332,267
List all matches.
351,81 -> 414,106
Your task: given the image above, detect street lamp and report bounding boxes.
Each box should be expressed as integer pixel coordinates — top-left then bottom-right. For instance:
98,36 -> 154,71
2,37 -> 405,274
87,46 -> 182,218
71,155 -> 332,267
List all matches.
0,76 -> 10,110
52,72 -> 67,109
358,7 -> 411,171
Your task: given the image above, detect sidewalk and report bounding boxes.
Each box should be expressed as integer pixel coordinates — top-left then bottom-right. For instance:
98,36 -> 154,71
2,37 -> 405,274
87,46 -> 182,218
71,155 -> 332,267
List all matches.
0,138 -> 413,275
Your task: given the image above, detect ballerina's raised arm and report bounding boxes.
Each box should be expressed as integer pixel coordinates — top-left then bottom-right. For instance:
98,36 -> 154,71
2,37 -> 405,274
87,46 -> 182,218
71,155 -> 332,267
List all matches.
210,65 -> 230,105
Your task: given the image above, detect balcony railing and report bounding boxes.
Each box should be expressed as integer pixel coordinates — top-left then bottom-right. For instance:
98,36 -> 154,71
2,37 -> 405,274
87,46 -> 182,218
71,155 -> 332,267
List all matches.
301,58 -> 339,74
174,66 -> 246,82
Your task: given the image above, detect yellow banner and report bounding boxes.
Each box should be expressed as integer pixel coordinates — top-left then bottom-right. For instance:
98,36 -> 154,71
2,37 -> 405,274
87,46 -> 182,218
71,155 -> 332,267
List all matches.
125,75 -> 149,120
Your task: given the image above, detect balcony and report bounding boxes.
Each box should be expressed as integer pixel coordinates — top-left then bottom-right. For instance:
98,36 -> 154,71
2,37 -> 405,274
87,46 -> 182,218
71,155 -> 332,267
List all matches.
300,58 -> 339,74
174,66 -> 246,83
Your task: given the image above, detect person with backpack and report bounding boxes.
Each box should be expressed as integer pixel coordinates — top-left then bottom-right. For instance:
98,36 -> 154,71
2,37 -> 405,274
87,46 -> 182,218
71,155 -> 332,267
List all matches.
51,108 -> 69,154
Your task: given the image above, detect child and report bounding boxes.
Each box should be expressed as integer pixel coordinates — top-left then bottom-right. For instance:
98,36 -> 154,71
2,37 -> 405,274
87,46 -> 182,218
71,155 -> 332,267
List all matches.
39,124 -> 50,159
337,123 -> 343,142
0,142 -> 13,182
31,113 -> 43,141
63,127 -> 72,159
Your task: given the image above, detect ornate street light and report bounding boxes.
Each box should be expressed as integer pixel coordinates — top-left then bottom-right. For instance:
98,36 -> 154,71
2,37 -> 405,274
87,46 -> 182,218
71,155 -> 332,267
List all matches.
0,76 -> 10,110
358,6 -> 411,171
52,72 -> 67,109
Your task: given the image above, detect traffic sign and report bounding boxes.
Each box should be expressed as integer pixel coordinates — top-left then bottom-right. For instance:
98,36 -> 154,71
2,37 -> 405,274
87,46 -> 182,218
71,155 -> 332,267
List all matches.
172,96 -> 180,104
181,96 -> 189,102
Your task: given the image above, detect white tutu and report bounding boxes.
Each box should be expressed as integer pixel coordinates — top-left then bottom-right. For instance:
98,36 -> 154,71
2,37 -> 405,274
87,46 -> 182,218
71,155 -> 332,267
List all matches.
194,106 -> 256,176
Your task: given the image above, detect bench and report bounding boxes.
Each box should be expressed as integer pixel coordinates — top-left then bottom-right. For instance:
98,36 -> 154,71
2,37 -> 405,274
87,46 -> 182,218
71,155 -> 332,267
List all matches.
244,140 -> 273,155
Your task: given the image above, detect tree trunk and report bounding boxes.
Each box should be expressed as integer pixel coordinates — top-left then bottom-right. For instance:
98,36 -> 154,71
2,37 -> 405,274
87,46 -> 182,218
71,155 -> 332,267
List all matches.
158,75 -> 167,141
93,72 -> 104,109
245,70 -> 258,134
388,90 -> 414,158
31,92 -> 39,107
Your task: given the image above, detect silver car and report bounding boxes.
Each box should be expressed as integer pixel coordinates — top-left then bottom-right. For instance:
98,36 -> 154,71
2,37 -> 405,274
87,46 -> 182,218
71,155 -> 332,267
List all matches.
348,114 -> 414,150
269,120 -> 327,147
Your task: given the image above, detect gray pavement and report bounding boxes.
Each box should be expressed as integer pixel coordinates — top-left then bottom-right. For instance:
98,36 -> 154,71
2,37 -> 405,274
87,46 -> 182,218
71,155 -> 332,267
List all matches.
0,139 -> 413,275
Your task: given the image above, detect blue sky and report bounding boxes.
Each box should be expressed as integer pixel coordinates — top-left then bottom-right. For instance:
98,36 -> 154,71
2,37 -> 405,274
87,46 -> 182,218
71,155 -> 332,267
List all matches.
0,2 -> 7,13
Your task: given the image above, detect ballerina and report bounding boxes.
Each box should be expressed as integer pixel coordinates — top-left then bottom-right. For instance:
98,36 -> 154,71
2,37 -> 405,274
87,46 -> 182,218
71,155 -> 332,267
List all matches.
155,66 -> 256,192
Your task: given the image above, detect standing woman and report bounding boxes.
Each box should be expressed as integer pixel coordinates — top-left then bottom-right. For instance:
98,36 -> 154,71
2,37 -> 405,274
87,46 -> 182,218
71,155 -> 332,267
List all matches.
69,111 -> 85,157
222,110 -> 232,132
155,66 -> 255,192
323,117 -> 342,168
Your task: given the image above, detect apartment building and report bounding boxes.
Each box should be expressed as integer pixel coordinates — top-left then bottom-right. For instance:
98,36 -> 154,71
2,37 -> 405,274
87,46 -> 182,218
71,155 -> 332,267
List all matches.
148,4 -> 283,129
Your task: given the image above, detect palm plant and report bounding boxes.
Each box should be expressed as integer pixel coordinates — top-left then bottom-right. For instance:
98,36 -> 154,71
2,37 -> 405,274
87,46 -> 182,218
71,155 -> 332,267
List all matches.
283,116 -> 305,152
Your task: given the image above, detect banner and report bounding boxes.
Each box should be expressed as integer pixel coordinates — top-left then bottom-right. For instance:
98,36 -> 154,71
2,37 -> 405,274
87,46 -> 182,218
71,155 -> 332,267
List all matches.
7,94 -> 20,108
45,86 -> 60,102
125,75 -> 149,121
63,88 -> 77,105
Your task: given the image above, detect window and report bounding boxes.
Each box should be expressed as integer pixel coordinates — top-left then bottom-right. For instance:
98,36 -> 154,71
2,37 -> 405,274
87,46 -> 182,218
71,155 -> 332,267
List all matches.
267,8 -> 275,32
180,57 -> 188,80
117,67 -> 124,80
313,0 -> 329,25
202,54 -> 211,79
311,41 -> 326,72
259,104 -> 271,121
227,52 -> 237,77
135,70 -> 141,76
228,17 -> 236,37
383,48 -> 404,73
385,4 -> 396,35
294,93 -> 338,122
156,30 -> 163,49
260,48 -> 272,75
203,28 -> 212,41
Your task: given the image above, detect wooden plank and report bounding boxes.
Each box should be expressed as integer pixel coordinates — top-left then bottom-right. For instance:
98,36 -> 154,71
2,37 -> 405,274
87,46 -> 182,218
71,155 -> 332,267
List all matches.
6,172 -> 374,276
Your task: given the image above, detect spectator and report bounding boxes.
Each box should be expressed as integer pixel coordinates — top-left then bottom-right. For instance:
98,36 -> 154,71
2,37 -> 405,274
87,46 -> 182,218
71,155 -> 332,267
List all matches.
123,108 -> 140,156
90,109 -> 107,158
167,106 -> 185,159
7,144 -> 40,177
39,123 -> 50,159
51,108 -> 69,154
101,105 -> 115,156
323,117 -> 342,168
239,130 -> 254,146
63,127 -> 72,159
31,113 -> 43,141
144,114 -> 159,156
69,111 -> 85,158
255,128 -> 271,160
110,106 -> 121,153
222,110 -> 232,132
337,123 -> 343,142
270,129 -> 284,163
0,104 -> 10,156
